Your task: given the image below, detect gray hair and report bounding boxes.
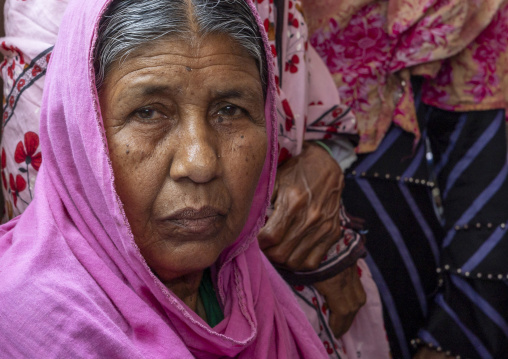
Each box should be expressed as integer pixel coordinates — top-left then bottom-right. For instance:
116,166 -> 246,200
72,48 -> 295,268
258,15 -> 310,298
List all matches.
94,0 -> 267,93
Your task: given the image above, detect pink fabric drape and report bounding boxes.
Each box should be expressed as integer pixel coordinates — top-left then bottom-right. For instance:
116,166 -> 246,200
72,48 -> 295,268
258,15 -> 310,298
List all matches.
0,0 -> 328,358
304,0 -> 508,153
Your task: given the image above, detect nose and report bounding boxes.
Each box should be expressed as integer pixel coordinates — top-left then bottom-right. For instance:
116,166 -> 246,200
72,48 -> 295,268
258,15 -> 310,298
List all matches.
169,117 -> 220,183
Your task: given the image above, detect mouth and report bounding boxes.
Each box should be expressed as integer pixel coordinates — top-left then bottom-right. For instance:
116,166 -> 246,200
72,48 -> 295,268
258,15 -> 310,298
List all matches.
159,206 -> 227,235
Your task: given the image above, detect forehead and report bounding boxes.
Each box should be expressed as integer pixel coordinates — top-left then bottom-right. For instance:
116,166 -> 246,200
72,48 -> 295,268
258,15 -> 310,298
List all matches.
103,34 -> 262,90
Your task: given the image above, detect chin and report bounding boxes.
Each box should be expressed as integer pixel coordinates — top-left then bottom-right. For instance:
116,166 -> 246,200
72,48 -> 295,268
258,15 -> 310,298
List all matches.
148,242 -> 225,282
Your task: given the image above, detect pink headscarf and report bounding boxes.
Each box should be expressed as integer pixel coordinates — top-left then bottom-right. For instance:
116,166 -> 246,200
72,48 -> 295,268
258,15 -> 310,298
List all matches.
0,0 -> 328,357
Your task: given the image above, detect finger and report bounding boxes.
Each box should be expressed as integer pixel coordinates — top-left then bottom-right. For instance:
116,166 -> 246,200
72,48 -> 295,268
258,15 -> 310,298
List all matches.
260,188 -> 315,258
258,194 -> 295,249
262,229 -> 303,266
300,234 -> 339,271
328,292 -> 360,338
287,226 -> 340,271
271,190 -> 339,256
328,310 -> 355,338
285,210 -> 342,270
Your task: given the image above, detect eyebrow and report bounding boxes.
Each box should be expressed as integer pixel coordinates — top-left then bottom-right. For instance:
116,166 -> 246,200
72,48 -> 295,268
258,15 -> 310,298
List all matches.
131,84 -> 262,103
140,85 -> 179,96
212,88 -> 262,103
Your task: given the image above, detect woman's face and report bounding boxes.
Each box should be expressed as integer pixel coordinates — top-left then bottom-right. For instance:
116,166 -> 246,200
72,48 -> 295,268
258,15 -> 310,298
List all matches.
99,34 -> 267,285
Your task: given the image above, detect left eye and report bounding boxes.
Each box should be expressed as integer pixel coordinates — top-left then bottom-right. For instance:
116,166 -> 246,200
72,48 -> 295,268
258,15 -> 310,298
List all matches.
217,105 -> 242,117
136,108 -> 156,119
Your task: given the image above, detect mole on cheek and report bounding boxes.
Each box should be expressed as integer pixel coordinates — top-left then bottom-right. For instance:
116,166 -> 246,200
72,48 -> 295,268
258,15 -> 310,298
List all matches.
126,144 -> 130,155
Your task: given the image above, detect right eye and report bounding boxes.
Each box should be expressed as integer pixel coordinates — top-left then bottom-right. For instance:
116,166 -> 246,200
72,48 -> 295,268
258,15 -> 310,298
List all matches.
132,107 -> 167,122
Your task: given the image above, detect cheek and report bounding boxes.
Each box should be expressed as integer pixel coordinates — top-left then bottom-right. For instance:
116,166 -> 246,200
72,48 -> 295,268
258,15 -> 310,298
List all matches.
107,133 -> 167,229
224,130 -> 267,212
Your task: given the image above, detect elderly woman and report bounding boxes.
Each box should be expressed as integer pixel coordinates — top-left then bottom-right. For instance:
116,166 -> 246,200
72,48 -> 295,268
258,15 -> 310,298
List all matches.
0,0 -> 331,357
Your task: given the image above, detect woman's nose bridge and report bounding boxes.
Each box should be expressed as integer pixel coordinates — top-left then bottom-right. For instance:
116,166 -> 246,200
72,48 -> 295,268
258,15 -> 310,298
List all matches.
170,113 -> 218,182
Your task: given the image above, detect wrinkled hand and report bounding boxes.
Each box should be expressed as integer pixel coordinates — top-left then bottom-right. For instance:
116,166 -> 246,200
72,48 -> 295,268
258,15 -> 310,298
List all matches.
313,263 -> 366,338
413,347 -> 455,359
258,142 -> 344,271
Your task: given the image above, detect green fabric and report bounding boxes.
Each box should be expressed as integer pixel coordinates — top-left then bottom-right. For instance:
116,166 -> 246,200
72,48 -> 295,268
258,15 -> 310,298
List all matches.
199,268 -> 224,327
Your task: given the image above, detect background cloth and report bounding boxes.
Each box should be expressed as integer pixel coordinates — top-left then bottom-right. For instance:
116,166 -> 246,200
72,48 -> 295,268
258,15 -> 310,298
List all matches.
343,80 -> 508,358
304,0 -> 508,153
0,0 -> 68,219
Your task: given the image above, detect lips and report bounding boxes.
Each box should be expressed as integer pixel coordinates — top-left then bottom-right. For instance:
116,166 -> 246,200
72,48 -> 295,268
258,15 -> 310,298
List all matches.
159,206 -> 226,235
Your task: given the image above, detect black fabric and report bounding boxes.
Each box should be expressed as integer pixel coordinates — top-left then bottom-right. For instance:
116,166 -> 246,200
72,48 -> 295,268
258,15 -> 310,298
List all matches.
343,109 -> 443,358
343,80 -> 508,358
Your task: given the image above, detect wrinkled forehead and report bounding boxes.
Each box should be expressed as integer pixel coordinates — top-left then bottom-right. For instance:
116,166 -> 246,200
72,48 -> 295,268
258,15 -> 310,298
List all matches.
97,34 -> 265,117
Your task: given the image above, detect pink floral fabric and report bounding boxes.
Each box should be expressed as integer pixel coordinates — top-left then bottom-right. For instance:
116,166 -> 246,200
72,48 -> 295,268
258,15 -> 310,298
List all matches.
0,0 -> 69,219
303,0 -> 508,153
255,0 -> 358,164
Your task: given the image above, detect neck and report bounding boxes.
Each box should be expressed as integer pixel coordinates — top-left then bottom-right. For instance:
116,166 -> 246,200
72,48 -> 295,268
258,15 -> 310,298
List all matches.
163,270 -> 207,320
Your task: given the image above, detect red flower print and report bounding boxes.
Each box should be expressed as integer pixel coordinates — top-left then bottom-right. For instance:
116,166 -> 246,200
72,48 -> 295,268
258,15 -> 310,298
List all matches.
263,19 -> 275,41
17,79 -> 25,91
7,62 -> 15,80
281,99 -> 295,131
277,146 -> 292,165
274,75 -> 280,87
326,125 -> 338,134
281,99 -> 294,118
332,107 -> 343,117
323,341 -> 334,355
285,117 -> 294,131
263,18 -> 270,33
1,42 -> 25,65
285,54 -> 300,73
15,131 -> 42,171
9,173 -> 26,208
287,12 -> 299,28
32,65 -> 42,77
312,296 -> 318,307
270,44 -> 277,57
344,232 -> 353,246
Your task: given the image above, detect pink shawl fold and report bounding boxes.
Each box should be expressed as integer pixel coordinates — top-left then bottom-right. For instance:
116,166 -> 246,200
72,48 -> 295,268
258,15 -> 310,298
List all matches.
0,0 -> 327,357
